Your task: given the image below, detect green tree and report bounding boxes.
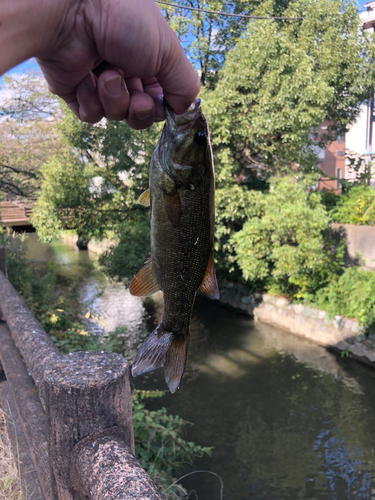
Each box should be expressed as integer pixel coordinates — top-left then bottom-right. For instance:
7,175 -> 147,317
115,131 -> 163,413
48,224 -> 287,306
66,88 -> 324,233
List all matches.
204,0 -> 375,183
0,71 -> 66,198
231,176 -> 344,298
160,0 -> 256,88
331,185 -> 375,226
31,105 -> 161,243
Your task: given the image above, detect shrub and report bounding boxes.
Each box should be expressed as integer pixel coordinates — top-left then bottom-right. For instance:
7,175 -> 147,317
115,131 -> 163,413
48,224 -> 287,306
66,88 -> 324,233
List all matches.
132,390 -> 212,499
99,216 -> 150,281
331,186 -> 375,226
312,266 -> 375,329
231,176 -> 344,299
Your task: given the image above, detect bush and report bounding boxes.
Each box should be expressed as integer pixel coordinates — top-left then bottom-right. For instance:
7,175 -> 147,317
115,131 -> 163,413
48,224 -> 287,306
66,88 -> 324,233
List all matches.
214,184 -> 266,282
331,185 -> 375,226
231,176 -> 344,299
99,216 -> 150,281
312,266 -> 375,329
132,390 -> 212,499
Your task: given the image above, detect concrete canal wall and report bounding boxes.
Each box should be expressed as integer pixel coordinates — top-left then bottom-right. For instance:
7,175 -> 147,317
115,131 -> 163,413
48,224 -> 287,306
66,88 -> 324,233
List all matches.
331,223 -> 375,270
215,281 -> 375,368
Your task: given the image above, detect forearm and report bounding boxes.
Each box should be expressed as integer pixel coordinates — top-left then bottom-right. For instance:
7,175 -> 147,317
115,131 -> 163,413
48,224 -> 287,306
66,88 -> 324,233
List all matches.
0,0 -> 68,76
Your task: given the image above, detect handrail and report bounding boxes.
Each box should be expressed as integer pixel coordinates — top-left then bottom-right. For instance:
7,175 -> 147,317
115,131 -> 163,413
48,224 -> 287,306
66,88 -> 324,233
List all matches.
0,246 -> 166,500
0,267 -> 61,399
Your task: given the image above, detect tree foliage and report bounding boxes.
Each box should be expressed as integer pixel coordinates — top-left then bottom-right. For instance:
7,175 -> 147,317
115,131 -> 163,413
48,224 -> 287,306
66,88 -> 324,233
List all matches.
160,0 -> 256,87
231,176 -> 345,298
204,0 -> 375,183
0,72 -> 66,198
31,107 -> 161,244
331,186 -> 375,226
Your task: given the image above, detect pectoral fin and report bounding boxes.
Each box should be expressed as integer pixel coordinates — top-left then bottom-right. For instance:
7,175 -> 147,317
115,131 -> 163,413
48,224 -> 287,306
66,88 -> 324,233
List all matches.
199,252 -> 220,299
129,258 -> 159,296
138,188 -> 150,206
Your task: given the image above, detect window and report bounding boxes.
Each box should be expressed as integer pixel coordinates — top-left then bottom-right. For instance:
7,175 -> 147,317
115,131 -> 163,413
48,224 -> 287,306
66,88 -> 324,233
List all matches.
336,150 -> 344,156
336,168 -> 342,189
309,132 -> 319,141
337,135 -> 343,143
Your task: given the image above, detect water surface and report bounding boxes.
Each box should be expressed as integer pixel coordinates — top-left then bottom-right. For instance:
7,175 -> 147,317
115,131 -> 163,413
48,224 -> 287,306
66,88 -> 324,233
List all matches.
26,233 -> 375,500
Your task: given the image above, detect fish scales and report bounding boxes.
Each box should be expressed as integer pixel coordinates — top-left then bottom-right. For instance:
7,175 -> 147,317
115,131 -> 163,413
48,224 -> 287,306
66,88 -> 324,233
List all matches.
130,99 -> 219,393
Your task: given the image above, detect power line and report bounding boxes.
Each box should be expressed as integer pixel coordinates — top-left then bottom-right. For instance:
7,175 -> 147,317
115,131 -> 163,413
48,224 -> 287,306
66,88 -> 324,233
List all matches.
156,1 -> 304,20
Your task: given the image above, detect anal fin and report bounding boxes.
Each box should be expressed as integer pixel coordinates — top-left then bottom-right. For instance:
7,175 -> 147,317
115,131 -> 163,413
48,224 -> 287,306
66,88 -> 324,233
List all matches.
129,258 -> 159,296
198,252 -> 220,299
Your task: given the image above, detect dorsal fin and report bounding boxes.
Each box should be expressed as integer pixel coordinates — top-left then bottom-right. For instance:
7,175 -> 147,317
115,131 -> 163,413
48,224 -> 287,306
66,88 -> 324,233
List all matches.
129,258 -> 159,296
198,252 -> 220,299
138,188 -> 150,206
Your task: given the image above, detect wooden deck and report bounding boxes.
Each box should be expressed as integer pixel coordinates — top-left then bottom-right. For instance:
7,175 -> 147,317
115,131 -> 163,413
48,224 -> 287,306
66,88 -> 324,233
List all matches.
0,201 -> 33,227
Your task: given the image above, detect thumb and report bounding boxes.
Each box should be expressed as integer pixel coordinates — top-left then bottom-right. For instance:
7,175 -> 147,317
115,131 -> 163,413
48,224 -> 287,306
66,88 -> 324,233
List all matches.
156,28 -> 200,115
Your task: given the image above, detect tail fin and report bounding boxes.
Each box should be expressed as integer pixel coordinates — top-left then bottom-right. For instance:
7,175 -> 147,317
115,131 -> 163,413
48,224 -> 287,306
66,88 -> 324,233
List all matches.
132,325 -> 189,393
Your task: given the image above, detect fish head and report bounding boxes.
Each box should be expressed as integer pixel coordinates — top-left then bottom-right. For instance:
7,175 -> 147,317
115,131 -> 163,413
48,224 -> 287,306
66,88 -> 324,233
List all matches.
157,99 -> 211,191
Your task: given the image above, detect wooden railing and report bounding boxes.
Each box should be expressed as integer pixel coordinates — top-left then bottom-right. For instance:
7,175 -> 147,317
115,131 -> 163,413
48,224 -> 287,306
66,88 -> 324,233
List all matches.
0,201 -> 33,227
0,246 -> 165,500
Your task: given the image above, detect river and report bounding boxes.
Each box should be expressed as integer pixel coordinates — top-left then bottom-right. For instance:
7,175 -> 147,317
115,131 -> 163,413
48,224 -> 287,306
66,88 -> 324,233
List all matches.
26,233 -> 375,500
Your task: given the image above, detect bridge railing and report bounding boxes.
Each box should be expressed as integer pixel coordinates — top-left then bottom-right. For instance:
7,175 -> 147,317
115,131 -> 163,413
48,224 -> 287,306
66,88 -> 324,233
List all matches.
0,246 -> 165,500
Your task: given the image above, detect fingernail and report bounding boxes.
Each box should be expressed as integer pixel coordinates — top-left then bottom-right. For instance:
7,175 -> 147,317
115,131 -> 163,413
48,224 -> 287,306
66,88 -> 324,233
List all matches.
104,75 -> 122,97
135,108 -> 152,120
85,72 -> 97,91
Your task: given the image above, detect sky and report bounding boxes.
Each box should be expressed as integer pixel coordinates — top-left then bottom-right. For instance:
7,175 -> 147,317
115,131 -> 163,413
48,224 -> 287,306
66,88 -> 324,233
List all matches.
0,58 -> 40,88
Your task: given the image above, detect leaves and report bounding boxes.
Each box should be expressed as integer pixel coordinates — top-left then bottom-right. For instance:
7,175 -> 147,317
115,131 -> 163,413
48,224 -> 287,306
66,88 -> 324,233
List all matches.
331,186 -> 375,226
0,71 -> 66,199
132,390 -> 212,499
204,0 -> 375,180
230,176 -> 345,298
313,267 -> 375,329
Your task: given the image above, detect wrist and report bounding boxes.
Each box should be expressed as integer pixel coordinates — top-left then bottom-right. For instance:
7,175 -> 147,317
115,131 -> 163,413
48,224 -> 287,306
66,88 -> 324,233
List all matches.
0,0 -> 79,76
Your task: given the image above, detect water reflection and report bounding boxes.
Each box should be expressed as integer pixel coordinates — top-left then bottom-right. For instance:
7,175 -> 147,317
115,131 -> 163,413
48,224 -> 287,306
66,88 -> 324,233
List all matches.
25,233 -> 375,500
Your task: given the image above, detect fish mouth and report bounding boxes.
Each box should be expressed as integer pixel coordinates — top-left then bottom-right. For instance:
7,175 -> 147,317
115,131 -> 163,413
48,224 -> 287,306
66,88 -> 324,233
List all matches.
164,99 -> 203,128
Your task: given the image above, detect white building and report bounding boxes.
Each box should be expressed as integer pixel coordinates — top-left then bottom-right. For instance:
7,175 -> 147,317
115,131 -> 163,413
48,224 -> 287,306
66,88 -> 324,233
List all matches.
344,1 -> 375,184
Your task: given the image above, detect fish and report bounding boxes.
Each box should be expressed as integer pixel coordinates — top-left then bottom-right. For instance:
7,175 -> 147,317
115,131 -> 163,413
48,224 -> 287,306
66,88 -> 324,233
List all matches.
129,98 -> 219,393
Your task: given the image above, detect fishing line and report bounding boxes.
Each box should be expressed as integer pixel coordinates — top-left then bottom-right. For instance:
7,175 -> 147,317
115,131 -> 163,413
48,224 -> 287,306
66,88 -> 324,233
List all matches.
163,470 -> 224,499
156,1 -> 304,20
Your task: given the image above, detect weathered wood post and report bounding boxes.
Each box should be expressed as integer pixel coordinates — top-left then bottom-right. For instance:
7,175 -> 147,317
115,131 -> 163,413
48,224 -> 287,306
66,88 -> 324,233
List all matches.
71,434 -> 165,499
0,323 -> 52,499
0,246 -> 7,381
0,246 -> 6,277
43,351 -> 134,500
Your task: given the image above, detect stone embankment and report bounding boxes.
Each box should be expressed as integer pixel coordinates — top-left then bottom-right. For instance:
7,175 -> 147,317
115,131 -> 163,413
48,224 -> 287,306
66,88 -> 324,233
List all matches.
215,281 -> 375,368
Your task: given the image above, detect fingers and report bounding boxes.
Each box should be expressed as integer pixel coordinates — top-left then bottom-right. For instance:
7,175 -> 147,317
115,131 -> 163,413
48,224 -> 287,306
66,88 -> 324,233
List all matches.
65,69 -> 164,129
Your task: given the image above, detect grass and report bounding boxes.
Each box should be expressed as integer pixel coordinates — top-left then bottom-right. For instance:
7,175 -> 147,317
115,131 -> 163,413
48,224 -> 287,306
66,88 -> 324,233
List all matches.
0,407 -> 23,500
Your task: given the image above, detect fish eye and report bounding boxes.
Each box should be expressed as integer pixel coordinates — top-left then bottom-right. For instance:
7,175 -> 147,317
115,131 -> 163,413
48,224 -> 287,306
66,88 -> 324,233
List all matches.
194,130 -> 207,146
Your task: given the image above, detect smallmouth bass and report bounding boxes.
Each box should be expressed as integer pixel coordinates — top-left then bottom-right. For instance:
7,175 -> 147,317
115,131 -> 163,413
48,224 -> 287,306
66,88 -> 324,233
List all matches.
130,99 -> 219,393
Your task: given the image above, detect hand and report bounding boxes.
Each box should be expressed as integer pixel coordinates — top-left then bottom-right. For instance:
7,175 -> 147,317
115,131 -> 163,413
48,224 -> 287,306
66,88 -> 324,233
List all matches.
2,0 -> 200,129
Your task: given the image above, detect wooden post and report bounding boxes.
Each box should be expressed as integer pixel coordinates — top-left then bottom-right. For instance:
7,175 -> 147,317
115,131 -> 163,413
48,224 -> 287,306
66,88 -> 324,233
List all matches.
1,383 -> 45,500
43,351 -> 134,500
0,324 -> 52,499
72,434 -> 165,500
0,245 -> 6,277
0,267 -> 62,398
0,246 -> 7,379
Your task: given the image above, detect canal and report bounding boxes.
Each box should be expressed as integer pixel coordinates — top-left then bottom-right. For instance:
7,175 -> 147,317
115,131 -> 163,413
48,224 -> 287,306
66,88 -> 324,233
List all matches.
26,233 -> 375,500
